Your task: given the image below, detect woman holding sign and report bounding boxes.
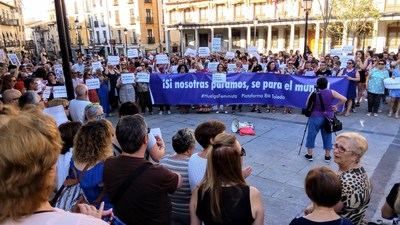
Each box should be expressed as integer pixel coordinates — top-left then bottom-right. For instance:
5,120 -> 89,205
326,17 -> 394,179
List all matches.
215,63 -> 228,114
388,64 -> 400,118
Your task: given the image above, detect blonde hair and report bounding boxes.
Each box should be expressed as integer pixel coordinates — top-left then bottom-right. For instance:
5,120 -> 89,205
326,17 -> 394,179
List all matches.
0,108 -> 62,223
73,119 -> 113,165
336,132 -> 368,161
199,133 -> 246,222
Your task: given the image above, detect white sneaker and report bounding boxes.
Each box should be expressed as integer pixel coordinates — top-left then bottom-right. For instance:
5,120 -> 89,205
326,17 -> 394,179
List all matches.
216,111 -> 220,114
224,111 -> 228,114
159,111 -> 163,115
366,113 -> 371,116
167,110 -> 171,115
374,113 -> 378,117
378,109 -> 382,113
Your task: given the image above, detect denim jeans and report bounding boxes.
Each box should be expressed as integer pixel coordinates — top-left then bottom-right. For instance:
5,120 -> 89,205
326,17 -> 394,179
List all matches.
306,116 -> 332,150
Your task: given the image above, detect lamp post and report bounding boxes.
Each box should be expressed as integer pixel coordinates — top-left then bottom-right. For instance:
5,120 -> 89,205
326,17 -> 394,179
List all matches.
178,23 -> 183,56
253,18 -> 258,47
74,18 -> 82,55
124,28 -> 128,55
302,0 -> 313,59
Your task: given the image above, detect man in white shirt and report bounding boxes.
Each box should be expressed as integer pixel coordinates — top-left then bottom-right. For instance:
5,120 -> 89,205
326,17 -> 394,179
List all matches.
71,57 -> 85,75
69,84 -> 91,123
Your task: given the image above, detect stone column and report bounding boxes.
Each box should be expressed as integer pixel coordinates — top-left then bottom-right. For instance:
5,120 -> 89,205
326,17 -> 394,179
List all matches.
165,29 -> 170,53
195,28 -> 199,49
314,22 -> 320,56
289,24 -> 295,50
228,26 -> 232,51
247,26 -> 251,48
342,21 -> 348,46
267,25 -> 272,50
210,27 -> 214,48
277,27 -> 285,50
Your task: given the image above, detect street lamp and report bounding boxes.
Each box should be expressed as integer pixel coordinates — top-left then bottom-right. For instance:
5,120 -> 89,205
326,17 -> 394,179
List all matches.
302,0 -> 313,59
253,18 -> 258,47
124,28 -> 128,55
178,23 -> 183,56
74,18 -> 82,55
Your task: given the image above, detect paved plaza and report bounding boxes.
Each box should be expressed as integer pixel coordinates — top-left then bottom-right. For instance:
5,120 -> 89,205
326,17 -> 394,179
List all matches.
110,104 -> 400,225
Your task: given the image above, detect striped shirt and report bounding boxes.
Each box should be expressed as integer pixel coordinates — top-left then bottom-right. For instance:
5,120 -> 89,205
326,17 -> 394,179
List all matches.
160,155 -> 191,216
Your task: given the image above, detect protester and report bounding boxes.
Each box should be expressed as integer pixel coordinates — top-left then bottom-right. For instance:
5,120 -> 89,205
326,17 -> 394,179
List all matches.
367,59 -> 390,116
84,103 -> 105,122
388,62 -> 400,118
2,88 -> 21,105
304,77 -> 347,162
18,90 -> 42,109
190,133 -> 264,225
338,59 -> 360,116
381,182 -> 400,221
69,84 -> 91,123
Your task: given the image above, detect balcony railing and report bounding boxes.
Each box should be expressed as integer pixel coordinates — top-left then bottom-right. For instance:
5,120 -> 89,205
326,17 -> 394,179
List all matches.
0,17 -> 19,26
147,36 -> 155,44
146,17 -> 154,24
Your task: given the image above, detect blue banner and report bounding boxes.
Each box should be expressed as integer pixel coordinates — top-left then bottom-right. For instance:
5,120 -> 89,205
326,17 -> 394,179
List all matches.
149,73 -> 349,108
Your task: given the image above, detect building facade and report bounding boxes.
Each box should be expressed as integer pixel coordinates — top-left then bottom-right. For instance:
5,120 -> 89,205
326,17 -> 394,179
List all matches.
0,0 -> 25,55
163,0 -> 400,55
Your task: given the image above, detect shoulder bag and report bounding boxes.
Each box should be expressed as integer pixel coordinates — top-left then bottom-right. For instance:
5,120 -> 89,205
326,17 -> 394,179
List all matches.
317,92 -> 343,133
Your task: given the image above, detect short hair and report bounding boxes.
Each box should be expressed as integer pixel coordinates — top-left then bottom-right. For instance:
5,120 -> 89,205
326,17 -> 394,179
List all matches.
18,91 -> 40,109
84,103 -> 104,121
316,77 -> 328,90
23,77 -> 35,89
336,132 -> 368,160
116,114 -> 147,154
0,109 -> 62,223
195,120 -> 226,149
305,166 -> 342,207
58,121 -> 82,154
75,84 -> 88,97
119,101 -> 140,117
172,128 -> 196,154
73,119 -> 113,165
2,89 -> 21,104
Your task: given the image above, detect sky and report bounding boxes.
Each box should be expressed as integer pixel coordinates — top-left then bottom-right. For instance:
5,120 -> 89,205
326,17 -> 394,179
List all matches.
22,0 -> 50,22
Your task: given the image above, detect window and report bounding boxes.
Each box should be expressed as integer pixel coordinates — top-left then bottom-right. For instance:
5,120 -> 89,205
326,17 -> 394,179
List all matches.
100,13 -> 105,26
130,9 -> 135,24
99,0 -> 102,7
184,8 -> 191,22
169,9 -> 177,24
113,0 -> 118,6
96,31 -> 100,44
216,4 -> 225,21
146,9 -> 151,18
234,4 -> 243,20
74,1 -> 78,14
385,0 -> 400,12
117,30 -> 122,43
147,29 -> 153,37
115,10 -> 120,25
254,3 -> 264,18
387,24 -> 400,50
132,31 -> 137,43
199,8 -> 207,22
103,30 -> 107,43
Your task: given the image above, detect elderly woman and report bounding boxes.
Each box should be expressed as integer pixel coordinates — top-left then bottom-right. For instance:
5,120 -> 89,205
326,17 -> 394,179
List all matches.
190,133 -> 264,225
366,59 -> 390,116
84,103 -> 104,122
160,128 -> 196,225
333,132 -> 371,225
0,108 -> 108,224
70,119 -> 114,210
292,166 -> 352,225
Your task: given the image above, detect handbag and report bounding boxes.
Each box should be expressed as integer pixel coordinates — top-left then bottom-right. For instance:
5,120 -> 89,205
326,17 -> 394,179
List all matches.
317,92 -> 343,133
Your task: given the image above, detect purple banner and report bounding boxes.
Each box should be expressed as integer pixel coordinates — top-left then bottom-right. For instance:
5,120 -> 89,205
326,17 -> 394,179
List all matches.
149,72 -> 349,108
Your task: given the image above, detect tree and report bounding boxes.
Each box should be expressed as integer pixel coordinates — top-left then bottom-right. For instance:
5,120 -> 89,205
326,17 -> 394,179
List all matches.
317,0 -> 335,56
329,0 -> 380,49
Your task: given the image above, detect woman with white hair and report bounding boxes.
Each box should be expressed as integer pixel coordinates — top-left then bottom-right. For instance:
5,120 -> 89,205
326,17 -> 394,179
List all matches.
84,103 -> 104,122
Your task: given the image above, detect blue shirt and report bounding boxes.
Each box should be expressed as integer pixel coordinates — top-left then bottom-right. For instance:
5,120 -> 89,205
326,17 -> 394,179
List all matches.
368,68 -> 389,94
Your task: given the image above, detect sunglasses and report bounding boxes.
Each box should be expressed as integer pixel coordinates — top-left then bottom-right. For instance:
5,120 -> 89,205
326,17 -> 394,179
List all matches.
347,62 -> 353,65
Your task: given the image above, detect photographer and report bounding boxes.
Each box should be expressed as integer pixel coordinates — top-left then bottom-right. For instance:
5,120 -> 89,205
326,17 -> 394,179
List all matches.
304,77 -> 346,162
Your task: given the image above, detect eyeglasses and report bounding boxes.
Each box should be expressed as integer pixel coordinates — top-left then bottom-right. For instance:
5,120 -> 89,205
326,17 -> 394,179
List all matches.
334,143 -> 350,153
378,63 -> 385,65
95,113 -> 105,120
347,62 -> 353,65
240,147 -> 246,157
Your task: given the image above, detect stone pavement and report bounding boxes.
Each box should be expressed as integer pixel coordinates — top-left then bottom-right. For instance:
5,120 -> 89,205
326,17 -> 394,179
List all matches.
109,104 -> 400,225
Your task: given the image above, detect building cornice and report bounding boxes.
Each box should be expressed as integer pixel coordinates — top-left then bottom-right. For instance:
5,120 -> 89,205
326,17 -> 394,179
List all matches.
0,1 -> 15,9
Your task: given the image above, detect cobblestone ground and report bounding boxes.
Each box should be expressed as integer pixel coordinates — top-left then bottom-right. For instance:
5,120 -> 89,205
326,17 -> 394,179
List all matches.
108,103 -> 400,225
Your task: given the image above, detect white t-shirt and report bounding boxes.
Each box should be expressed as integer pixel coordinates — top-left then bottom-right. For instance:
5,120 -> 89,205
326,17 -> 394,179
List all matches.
188,152 -> 207,190
69,99 -> 91,123
56,150 -> 72,190
2,208 -> 108,225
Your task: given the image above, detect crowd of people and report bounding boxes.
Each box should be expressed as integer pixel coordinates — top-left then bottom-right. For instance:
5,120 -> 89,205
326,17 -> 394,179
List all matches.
0,47 -> 399,225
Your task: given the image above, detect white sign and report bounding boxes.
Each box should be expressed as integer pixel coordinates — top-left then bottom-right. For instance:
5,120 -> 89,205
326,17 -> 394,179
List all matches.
260,63 -> 267,72
242,64 -> 249,72
342,45 -> 354,54
156,54 -> 170,65
107,55 -> 120,65
53,86 -> 67,98
43,105 -> 69,127
198,47 -> 210,57
85,78 -> 100,90
339,55 -> 354,68
136,72 -> 150,83
188,69 -> 197,73
227,63 -> 237,73
91,61 -> 103,72
184,48 -> 197,57
225,51 -> 235,59
0,49 -> 5,63
330,48 -> 343,56
212,73 -> 227,83
211,38 -> 222,52
208,62 -> 219,73
149,128 -> 162,139
54,64 -> 64,79
247,46 -> 258,54
42,86 -> 52,99
7,53 -> 20,66
127,49 -> 139,58
384,77 -> 400,89
121,73 -> 135,84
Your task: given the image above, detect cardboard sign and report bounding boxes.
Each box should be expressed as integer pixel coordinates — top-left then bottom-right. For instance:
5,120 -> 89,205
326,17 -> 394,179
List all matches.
136,72 -> 150,83
42,86 -> 52,99
54,64 -> 64,79
91,61 -> 103,72
339,55 -> 354,68
242,64 -> 249,72
198,47 -> 210,57
85,78 -> 100,90
7,53 -> 20,66
225,51 -> 235,59
53,86 -> 67,98
127,49 -> 139,58
384,77 -> 400,90
260,63 -> 267,72
227,63 -> 237,73
208,62 -> 219,73
211,38 -> 222,52
170,65 -> 178,73
156,54 -> 170,65
121,73 -> 135,84
247,46 -> 258,54
342,45 -> 354,54
149,128 -> 162,138
107,55 -> 120,65
330,48 -> 343,56
0,49 -> 5,63
184,48 -> 197,57
188,69 -> 197,73
212,73 -> 227,83
43,105 -> 69,127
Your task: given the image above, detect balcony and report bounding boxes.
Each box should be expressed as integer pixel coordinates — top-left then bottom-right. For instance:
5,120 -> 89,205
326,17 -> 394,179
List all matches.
147,36 -> 155,44
385,4 -> 400,13
0,17 -> 19,26
144,0 -> 152,3
130,18 -> 135,25
146,17 -> 154,24
113,0 -> 118,6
